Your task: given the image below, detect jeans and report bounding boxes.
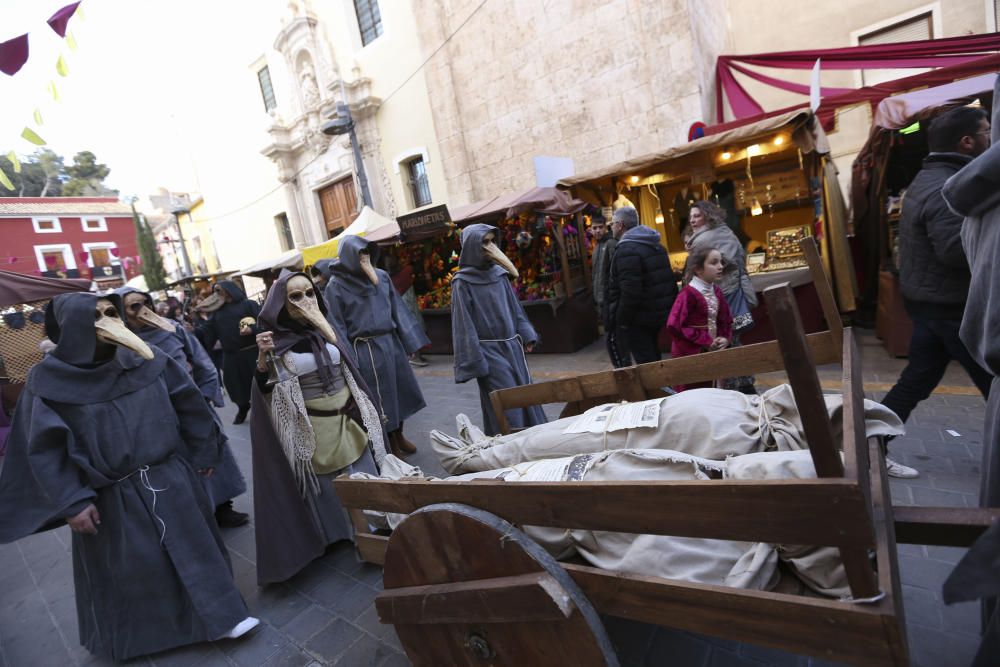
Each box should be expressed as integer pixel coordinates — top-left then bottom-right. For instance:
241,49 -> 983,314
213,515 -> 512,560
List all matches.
881,317 -> 993,424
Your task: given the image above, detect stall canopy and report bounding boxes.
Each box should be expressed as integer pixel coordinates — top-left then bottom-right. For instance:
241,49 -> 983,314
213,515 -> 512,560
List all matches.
559,108 -> 822,191
235,249 -> 303,277
449,186 -> 588,225
0,269 -> 91,308
301,206 -> 400,265
872,72 -> 997,129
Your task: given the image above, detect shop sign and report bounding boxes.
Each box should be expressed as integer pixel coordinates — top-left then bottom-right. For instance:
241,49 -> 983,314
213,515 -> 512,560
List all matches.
397,204 -> 451,242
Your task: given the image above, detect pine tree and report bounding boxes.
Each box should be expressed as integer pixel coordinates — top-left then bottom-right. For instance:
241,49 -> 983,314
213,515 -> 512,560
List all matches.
134,210 -> 167,290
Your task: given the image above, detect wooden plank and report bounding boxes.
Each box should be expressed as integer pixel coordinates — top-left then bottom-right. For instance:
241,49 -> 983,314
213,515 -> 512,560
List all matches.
894,506 -> 1000,547
356,533 -> 388,566
564,564 -> 898,667
612,367 -> 647,402
490,389 -> 511,435
376,572 -> 574,625
868,437 -> 910,665
841,328 -> 872,507
800,236 -> 844,352
491,332 -> 839,412
333,478 -> 876,548
764,284 -> 843,478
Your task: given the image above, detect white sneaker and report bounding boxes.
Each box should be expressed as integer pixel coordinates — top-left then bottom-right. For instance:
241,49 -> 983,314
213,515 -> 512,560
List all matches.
223,617 -> 260,639
885,457 -> 919,479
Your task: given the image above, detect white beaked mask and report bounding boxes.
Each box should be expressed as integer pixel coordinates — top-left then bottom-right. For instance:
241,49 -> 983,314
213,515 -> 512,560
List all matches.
94,298 -> 154,360
482,232 -> 518,278
286,275 -> 338,345
123,292 -> 174,332
358,251 -> 379,285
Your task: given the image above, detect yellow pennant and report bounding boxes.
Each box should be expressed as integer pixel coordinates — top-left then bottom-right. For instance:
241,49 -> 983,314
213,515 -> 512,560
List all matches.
56,55 -> 69,77
0,168 -> 14,192
21,127 -> 46,146
48,80 -> 60,102
75,4 -> 85,20
66,31 -> 78,51
7,151 -> 20,173
33,108 -> 43,125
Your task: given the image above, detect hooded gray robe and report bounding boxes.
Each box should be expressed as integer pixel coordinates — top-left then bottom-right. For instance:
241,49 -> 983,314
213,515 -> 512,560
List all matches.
941,74 -> 1000,664
451,223 -> 548,435
0,293 -> 248,661
200,280 -> 260,407
116,287 -> 247,508
323,235 -> 428,433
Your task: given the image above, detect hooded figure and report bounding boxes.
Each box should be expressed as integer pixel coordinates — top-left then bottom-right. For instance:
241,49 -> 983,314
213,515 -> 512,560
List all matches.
324,235 -> 429,455
251,270 -> 388,584
200,280 -> 260,424
940,76 -> 1000,666
310,258 -> 337,290
115,287 -> 248,527
0,293 -> 257,662
450,223 -> 547,435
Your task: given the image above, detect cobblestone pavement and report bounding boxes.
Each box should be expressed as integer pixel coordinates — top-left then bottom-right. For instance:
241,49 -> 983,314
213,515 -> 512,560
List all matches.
0,329 -> 988,666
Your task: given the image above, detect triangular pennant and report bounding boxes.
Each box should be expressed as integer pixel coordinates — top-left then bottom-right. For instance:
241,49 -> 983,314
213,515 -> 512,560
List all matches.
0,168 -> 14,191
47,2 -> 82,38
66,31 -> 78,51
7,151 -> 21,173
0,33 -> 29,77
33,108 -> 43,125
56,54 -> 69,77
21,127 -> 46,146
48,80 -> 60,101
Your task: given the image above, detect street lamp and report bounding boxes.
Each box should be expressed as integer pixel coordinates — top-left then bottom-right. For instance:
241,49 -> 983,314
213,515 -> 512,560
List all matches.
322,102 -> 373,209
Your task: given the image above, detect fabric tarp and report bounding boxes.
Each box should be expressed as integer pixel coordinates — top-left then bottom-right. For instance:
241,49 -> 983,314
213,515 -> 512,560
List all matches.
716,33 -> 1000,121
873,72 -> 997,129
0,269 -> 91,308
301,206 -> 401,265
235,249 -> 303,277
449,186 -> 588,224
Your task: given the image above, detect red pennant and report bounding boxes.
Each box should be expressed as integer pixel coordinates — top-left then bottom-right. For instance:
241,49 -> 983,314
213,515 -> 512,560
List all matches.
7,257 -> 16,264
109,247 -> 120,257
78,251 -> 89,262
0,33 -> 29,76
44,255 -> 56,266
47,2 -> 81,38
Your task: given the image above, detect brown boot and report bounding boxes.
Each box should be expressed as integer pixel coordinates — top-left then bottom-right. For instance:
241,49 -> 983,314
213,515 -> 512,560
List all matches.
390,426 -> 417,454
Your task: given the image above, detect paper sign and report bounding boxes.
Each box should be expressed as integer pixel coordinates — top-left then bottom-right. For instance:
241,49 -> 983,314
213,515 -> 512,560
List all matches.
563,398 -> 665,434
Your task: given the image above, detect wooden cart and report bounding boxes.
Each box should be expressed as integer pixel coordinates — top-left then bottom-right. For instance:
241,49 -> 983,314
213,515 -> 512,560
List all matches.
334,240 -> 998,666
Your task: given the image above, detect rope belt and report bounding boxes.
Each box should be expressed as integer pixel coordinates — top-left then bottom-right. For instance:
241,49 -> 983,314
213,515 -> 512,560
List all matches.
352,335 -> 389,424
116,464 -> 169,546
478,334 -> 533,383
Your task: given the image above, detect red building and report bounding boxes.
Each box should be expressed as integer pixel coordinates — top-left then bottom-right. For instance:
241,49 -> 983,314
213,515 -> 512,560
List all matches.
0,197 -> 142,288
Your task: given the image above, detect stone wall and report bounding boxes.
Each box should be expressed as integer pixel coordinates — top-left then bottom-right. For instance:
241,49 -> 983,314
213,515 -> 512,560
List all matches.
413,0 -> 723,205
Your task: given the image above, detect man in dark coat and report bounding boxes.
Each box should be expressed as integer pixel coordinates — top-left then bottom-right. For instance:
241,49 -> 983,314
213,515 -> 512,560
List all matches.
200,280 -> 260,424
116,286 -> 249,527
324,235 -> 429,455
880,106 -> 993,479
451,223 -> 547,435
605,206 -> 677,366
0,293 -> 257,662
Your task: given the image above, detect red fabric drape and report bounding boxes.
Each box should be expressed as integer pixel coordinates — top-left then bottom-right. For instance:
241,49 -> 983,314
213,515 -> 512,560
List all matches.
46,2 -> 81,38
716,32 -> 1000,121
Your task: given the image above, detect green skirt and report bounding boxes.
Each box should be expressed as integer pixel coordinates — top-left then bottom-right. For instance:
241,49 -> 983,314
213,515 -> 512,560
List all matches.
305,388 -> 369,474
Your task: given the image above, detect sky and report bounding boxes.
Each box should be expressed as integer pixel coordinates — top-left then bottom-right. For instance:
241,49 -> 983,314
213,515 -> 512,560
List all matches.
0,0 -> 282,202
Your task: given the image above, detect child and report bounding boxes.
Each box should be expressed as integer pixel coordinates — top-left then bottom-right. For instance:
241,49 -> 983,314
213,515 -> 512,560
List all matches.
666,246 -> 733,391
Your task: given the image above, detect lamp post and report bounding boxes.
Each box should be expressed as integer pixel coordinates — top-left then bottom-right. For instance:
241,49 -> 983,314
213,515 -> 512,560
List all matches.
321,102 -> 373,209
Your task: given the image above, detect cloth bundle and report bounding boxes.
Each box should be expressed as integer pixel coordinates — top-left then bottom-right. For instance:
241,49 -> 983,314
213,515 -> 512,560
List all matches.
356,446 -> 888,598
432,384 -> 904,475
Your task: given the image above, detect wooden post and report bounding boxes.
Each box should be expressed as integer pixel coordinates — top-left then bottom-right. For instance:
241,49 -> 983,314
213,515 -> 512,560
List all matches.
578,212 -> 592,293
551,219 -> 574,299
800,236 -> 843,354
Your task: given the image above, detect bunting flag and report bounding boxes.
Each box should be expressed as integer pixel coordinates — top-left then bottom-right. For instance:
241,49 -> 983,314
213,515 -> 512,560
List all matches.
66,31 -> 78,51
33,108 -> 43,125
0,33 -> 29,76
55,54 -> 69,76
21,127 -> 46,146
0,170 -> 14,192
47,79 -> 60,101
47,2 -> 82,38
7,151 -> 21,173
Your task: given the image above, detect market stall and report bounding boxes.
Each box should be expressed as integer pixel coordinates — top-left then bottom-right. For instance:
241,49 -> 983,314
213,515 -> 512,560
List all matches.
384,187 -> 596,354
559,108 -> 855,345
850,73 -> 996,356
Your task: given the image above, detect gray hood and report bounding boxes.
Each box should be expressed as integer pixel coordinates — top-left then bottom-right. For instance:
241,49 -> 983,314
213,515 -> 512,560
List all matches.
458,224 -> 498,269
336,235 -> 379,276
619,224 -> 662,247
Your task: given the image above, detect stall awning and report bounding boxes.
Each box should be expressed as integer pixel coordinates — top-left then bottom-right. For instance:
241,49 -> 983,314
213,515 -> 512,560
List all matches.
301,206 -> 400,266
235,249 -> 303,277
558,109 -> 818,189
0,269 -> 91,308
873,72 -> 997,129
450,187 -> 588,224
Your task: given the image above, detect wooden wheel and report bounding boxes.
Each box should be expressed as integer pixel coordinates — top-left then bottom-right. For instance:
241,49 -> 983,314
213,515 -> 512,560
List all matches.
377,503 -> 619,666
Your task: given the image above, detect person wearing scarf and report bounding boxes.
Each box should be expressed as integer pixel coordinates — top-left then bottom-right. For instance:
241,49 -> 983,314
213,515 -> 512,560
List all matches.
249,270 -> 388,584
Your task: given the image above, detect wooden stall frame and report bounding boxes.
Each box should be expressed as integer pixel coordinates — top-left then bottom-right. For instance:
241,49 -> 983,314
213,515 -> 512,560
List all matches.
333,238 -> 998,665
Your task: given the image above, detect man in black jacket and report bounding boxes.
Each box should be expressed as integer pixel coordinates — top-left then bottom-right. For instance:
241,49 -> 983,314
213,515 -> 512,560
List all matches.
881,106 -> 993,478
605,207 -> 677,366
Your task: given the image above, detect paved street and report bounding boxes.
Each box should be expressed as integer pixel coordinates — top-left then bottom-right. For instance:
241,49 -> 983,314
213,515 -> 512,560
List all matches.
0,329 -> 988,666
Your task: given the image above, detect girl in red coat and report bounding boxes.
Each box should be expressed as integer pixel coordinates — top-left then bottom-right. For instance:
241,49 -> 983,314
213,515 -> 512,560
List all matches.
666,246 -> 733,391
